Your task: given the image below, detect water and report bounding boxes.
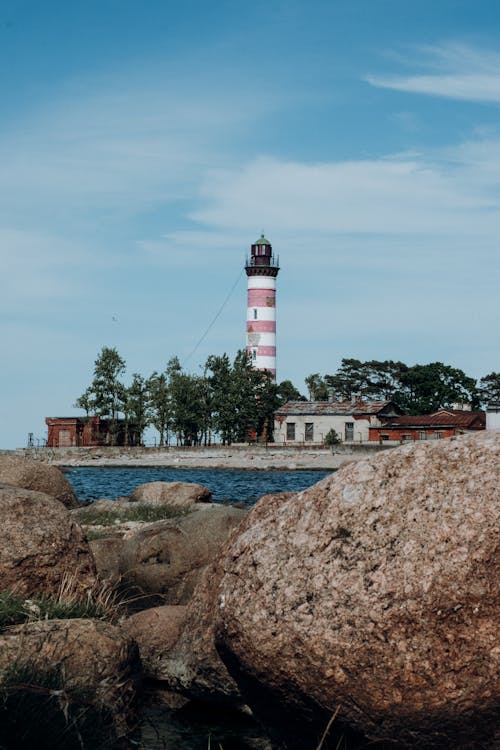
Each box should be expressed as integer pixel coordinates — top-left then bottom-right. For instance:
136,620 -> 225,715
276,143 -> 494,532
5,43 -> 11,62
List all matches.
65,466 -> 331,506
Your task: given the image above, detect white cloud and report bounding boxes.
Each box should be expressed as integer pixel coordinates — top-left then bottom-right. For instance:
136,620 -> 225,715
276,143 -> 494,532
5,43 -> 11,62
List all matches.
189,146 -> 500,236
367,43 -> 500,103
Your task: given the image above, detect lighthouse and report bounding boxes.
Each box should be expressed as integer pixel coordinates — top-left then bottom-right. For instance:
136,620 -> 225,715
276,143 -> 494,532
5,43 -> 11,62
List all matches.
245,233 -> 280,380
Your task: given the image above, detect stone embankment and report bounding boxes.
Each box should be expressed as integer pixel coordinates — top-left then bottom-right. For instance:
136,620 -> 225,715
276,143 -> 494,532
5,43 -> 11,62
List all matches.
9,443 -> 388,471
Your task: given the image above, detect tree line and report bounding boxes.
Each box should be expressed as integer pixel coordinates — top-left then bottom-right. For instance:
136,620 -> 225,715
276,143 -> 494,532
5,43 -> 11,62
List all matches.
305,359 -> 499,415
75,347 -> 304,446
76,349 -> 499,445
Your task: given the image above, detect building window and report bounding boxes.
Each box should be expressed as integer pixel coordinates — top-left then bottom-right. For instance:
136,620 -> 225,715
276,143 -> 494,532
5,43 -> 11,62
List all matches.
286,422 -> 296,441
401,434 -> 412,443
253,308 -> 257,319
345,422 -> 354,441
305,423 -> 314,441
380,434 -> 389,441
419,432 -> 426,440
435,432 -> 442,439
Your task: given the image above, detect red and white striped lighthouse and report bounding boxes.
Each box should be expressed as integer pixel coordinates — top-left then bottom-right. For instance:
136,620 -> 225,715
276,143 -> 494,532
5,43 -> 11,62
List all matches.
245,233 -> 280,380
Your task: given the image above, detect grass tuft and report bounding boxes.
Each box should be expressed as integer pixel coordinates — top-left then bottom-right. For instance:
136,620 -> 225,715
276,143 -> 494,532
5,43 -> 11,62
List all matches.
0,574 -> 125,631
0,662 -> 117,749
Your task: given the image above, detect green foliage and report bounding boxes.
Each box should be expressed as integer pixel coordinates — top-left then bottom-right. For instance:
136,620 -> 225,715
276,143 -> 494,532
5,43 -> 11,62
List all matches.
147,371 -> 171,446
277,379 -> 306,405
0,663 -> 117,749
308,358 -> 481,414
125,373 -> 150,445
0,589 -> 114,631
478,371 -> 500,406
324,429 -> 341,447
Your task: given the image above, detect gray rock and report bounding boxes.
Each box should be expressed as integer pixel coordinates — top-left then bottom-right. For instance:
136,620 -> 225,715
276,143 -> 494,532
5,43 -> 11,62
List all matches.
129,480 -> 212,507
0,454 -> 79,508
0,484 -> 97,597
213,431 -> 500,749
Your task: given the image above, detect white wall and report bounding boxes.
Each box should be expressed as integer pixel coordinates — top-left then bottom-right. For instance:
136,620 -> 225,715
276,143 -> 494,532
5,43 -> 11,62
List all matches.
274,414 -> 375,443
486,409 -> 500,430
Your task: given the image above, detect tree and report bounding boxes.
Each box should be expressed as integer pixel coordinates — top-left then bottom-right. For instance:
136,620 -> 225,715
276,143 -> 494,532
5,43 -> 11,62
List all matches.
125,373 -> 150,445
74,387 -> 94,416
147,371 -> 171,447
478,372 -> 500,406
324,428 -> 341,447
76,347 -> 126,445
277,379 -> 306,405
399,362 -> 479,414
167,357 -> 205,446
304,373 -> 329,401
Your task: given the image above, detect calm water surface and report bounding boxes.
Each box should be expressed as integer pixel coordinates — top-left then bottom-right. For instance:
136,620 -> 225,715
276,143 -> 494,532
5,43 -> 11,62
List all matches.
65,466 -> 331,506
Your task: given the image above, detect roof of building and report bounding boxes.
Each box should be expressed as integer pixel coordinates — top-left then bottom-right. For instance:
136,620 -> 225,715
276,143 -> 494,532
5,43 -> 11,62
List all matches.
378,409 -> 485,429
275,399 -> 398,416
254,233 -> 271,246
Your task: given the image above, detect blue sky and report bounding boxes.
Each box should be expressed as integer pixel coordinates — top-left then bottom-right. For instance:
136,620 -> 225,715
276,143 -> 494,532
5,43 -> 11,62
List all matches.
1,0 -> 499,447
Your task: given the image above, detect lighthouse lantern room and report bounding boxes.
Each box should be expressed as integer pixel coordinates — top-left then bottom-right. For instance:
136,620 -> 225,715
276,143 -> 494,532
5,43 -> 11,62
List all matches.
245,233 -> 280,380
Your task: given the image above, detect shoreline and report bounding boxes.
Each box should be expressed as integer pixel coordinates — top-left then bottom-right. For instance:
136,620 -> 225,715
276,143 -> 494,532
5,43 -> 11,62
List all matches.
7,444 -> 390,472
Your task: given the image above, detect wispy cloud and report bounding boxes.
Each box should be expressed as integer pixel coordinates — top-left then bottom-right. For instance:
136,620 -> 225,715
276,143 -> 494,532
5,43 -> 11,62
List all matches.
189,144 -> 500,237
367,43 -> 500,102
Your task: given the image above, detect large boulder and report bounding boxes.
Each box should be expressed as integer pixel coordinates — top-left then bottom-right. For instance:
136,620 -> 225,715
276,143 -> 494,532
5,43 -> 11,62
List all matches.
119,504 -> 246,606
129,480 -> 212,507
0,454 -> 78,508
0,484 -> 97,597
0,618 -> 141,744
213,432 -> 500,748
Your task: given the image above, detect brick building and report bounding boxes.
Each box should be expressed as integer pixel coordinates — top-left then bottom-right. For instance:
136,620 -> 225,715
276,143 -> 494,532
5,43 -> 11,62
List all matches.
45,416 -> 142,447
368,408 -> 485,444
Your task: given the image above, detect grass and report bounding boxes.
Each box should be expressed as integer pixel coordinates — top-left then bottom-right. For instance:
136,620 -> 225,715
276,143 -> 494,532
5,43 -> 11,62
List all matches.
0,574 -> 124,631
76,502 -> 190,527
0,662 -> 118,749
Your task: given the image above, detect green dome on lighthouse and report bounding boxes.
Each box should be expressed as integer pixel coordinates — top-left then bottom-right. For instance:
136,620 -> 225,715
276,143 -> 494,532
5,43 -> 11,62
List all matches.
255,233 -> 271,246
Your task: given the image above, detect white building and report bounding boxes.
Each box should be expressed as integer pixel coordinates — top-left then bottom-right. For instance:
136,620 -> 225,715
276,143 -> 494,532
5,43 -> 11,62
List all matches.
486,404 -> 500,430
274,399 -> 402,444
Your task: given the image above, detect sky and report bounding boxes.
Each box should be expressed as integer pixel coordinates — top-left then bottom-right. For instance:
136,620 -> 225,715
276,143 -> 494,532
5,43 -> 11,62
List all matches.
1,0 -> 499,448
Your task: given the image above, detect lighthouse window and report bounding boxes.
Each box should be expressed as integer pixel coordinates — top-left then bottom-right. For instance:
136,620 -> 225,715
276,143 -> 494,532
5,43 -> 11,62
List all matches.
252,349 -> 257,360
253,308 -> 257,320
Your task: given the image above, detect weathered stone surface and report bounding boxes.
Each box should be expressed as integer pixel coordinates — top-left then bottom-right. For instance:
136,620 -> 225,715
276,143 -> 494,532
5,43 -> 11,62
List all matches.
0,484 -> 97,597
129,480 -> 212,507
0,455 -> 79,508
154,565 -> 244,708
90,536 -> 124,580
213,432 -> 500,748
119,505 -> 246,605
0,618 -> 141,740
121,605 -> 187,680
152,493 -> 300,709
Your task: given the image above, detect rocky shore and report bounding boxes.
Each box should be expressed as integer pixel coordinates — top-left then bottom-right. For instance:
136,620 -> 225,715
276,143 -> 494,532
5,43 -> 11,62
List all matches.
0,433 -> 498,749
14,443 -> 387,471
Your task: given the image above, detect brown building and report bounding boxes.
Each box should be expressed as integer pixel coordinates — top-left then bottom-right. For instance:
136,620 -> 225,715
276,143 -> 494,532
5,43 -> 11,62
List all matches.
369,408 -> 486,444
45,416 -> 142,447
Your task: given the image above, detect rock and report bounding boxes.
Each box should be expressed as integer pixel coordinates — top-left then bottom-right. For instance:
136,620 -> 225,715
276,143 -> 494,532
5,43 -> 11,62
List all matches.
89,536 -> 124,580
0,454 -> 79,508
152,493 -> 297,709
0,618 -> 141,743
213,432 -> 500,749
0,484 -> 97,597
121,605 -> 187,680
129,480 -> 212,507
119,504 -> 246,606
154,565 -> 244,708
